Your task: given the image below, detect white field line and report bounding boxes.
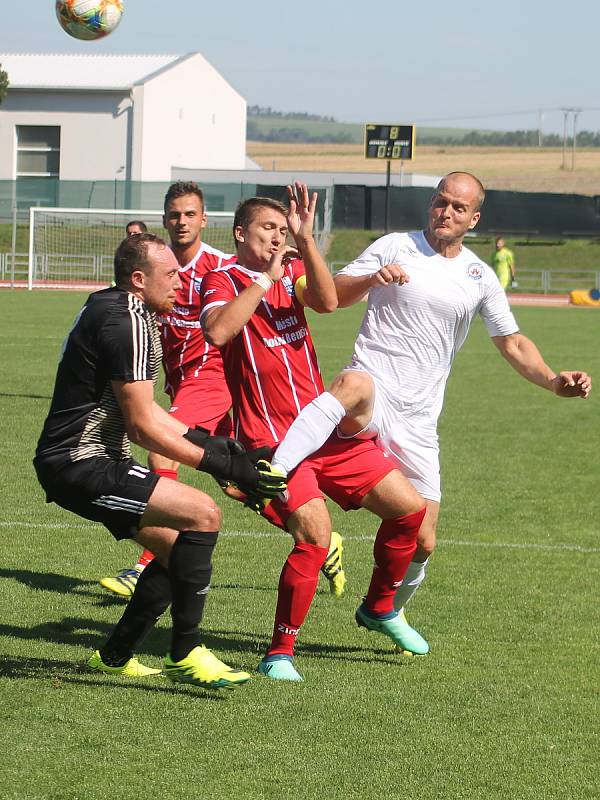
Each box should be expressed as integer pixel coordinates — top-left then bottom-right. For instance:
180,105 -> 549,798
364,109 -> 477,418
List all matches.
1,520 -> 598,554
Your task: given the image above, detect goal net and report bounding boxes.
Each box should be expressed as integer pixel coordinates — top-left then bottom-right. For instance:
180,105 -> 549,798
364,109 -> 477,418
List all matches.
27,207 -> 235,290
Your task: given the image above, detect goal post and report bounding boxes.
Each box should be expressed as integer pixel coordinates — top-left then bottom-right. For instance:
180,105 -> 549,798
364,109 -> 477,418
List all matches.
27,207 -> 235,290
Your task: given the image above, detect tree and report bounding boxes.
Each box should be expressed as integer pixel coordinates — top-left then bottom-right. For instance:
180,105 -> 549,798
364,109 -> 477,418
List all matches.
0,64 -> 9,105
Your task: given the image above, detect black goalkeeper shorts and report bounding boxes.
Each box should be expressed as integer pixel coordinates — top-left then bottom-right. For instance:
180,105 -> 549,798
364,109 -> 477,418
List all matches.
35,456 -> 160,540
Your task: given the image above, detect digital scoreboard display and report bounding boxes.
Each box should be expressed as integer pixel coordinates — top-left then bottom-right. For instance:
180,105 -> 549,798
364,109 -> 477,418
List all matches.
364,124 -> 415,160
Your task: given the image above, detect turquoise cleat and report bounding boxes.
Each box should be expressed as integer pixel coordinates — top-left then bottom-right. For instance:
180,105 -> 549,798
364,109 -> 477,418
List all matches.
355,603 -> 429,655
257,654 -> 304,681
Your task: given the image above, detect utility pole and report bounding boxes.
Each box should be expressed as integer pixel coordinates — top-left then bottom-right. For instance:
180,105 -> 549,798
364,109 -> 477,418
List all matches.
572,109 -> 582,170
538,109 -> 544,147
561,108 -> 569,170
561,108 -> 583,171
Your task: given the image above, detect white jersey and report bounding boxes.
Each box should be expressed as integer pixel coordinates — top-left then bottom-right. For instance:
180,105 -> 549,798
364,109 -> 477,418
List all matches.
339,230 -> 519,431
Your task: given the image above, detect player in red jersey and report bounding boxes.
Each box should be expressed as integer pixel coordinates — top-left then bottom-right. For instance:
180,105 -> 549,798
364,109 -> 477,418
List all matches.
100,182 -> 236,598
102,182 -> 346,599
200,184 -> 428,681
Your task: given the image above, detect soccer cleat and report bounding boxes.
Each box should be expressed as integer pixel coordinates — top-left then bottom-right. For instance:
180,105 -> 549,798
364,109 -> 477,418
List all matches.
87,650 -> 161,677
164,645 -> 251,690
392,609 -> 430,656
99,567 -> 142,598
256,654 -> 304,682
321,531 -> 346,597
355,603 -> 429,655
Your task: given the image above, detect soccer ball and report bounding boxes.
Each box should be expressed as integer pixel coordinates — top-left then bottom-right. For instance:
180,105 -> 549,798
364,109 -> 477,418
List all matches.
55,0 -> 124,41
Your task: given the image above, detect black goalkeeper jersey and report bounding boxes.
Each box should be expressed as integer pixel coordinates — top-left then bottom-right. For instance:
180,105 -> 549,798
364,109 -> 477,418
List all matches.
35,287 -> 161,470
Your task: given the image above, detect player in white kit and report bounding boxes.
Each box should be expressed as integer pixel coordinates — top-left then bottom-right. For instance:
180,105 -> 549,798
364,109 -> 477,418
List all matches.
271,172 -> 592,654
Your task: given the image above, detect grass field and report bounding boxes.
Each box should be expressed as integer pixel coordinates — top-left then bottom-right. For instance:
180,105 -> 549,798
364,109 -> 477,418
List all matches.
247,142 -> 600,196
1,291 -> 599,800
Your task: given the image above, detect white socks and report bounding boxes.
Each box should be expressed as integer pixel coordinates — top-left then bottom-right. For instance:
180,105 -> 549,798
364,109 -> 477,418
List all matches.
394,557 -> 429,612
272,392 -> 346,475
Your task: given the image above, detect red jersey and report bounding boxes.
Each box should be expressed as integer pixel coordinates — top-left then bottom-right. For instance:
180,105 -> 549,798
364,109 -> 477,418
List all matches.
200,261 -> 324,449
158,243 -> 235,394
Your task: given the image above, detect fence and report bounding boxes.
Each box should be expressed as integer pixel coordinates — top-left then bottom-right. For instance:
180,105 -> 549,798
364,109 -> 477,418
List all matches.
3,250 -> 600,294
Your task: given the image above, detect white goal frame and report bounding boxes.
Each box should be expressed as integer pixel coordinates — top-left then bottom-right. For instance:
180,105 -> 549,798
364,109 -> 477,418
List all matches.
27,206 -> 235,290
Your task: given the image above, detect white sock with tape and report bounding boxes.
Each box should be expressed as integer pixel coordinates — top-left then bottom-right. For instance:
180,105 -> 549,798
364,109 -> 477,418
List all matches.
393,558 -> 429,612
272,392 -> 346,475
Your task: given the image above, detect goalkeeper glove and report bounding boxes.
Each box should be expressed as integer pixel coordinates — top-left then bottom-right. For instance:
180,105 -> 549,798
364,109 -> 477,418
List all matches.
184,427 -> 260,494
242,460 -> 287,514
255,459 -> 287,497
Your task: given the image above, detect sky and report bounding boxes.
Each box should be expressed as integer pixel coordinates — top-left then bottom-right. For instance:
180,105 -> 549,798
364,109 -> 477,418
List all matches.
2,0 -> 599,135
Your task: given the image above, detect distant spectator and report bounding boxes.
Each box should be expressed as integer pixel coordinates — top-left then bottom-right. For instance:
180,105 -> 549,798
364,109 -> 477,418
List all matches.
492,237 -> 516,290
126,220 -> 148,236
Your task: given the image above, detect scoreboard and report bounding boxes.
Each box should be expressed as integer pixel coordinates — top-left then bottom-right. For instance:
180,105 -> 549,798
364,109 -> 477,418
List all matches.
364,124 -> 415,160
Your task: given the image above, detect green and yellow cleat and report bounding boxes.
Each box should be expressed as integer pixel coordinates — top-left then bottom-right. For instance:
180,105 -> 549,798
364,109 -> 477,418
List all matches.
164,645 -> 251,690
87,650 -> 162,677
99,567 -> 142,598
321,531 -> 346,597
355,604 -> 429,655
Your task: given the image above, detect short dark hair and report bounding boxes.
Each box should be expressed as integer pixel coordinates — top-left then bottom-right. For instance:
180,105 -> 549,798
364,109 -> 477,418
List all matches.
114,232 -> 167,287
163,181 -> 205,214
232,197 -> 288,249
125,220 -> 148,234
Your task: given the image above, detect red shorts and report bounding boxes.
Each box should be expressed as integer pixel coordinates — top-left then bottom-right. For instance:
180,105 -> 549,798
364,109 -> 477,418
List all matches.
167,379 -> 233,437
262,434 -> 397,530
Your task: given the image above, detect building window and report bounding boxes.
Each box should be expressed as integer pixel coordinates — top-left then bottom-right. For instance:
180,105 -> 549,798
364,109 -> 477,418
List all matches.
16,126 -> 61,177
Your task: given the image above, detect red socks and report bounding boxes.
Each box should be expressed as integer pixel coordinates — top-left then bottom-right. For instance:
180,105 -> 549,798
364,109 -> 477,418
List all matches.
155,468 -> 178,482
268,542 -> 328,657
137,549 -> 155,569
364,508 -> 426,616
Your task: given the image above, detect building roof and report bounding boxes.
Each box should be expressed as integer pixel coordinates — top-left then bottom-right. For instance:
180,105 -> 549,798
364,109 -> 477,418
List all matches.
0,52 -> 191,90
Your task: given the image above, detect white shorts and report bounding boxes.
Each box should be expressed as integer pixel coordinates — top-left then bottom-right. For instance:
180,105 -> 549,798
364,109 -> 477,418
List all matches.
340,369 -> 441,502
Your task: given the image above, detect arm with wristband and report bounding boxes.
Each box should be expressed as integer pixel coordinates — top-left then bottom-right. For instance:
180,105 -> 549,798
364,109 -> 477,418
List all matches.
201,245 -> 294,349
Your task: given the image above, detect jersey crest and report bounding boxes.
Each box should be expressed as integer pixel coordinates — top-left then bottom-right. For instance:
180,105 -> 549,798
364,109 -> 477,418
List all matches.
467,262 -> 483,281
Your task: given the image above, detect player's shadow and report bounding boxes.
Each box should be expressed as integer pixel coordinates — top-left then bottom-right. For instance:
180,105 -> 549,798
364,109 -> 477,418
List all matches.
0,568 -> 97,595
202,627 -> 408,667
0,392 -> 52,400
0,616 -> 125,650
0,615 -> 255,660
0,655 -> 227,700
212,581 -> 284,592
297,639 -> 420,667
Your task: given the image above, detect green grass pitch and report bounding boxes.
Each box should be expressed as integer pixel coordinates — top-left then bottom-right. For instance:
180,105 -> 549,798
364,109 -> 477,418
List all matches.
0,290 -> 598,800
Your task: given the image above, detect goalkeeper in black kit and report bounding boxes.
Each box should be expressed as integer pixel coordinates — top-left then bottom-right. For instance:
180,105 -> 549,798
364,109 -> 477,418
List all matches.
33,233 -> 285,690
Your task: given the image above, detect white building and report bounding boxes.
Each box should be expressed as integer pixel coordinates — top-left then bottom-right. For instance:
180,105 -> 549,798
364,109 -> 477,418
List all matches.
0,52 -> 247,183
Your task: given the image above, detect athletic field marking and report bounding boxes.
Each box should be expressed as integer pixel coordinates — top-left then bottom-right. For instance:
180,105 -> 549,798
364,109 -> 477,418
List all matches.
1,520 -> 598,553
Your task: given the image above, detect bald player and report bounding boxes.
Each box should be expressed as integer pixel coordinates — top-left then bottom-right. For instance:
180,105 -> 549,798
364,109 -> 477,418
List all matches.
270,171 -> 592,655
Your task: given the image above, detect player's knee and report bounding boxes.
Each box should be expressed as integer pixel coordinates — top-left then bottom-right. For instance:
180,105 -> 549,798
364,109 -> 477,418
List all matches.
189,501 -> 222,532
289,502 -> 331,547
329,370 -> 374,415
399,483 -> 427,518
293,527 -> 331,547
416,526 -> 436,554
